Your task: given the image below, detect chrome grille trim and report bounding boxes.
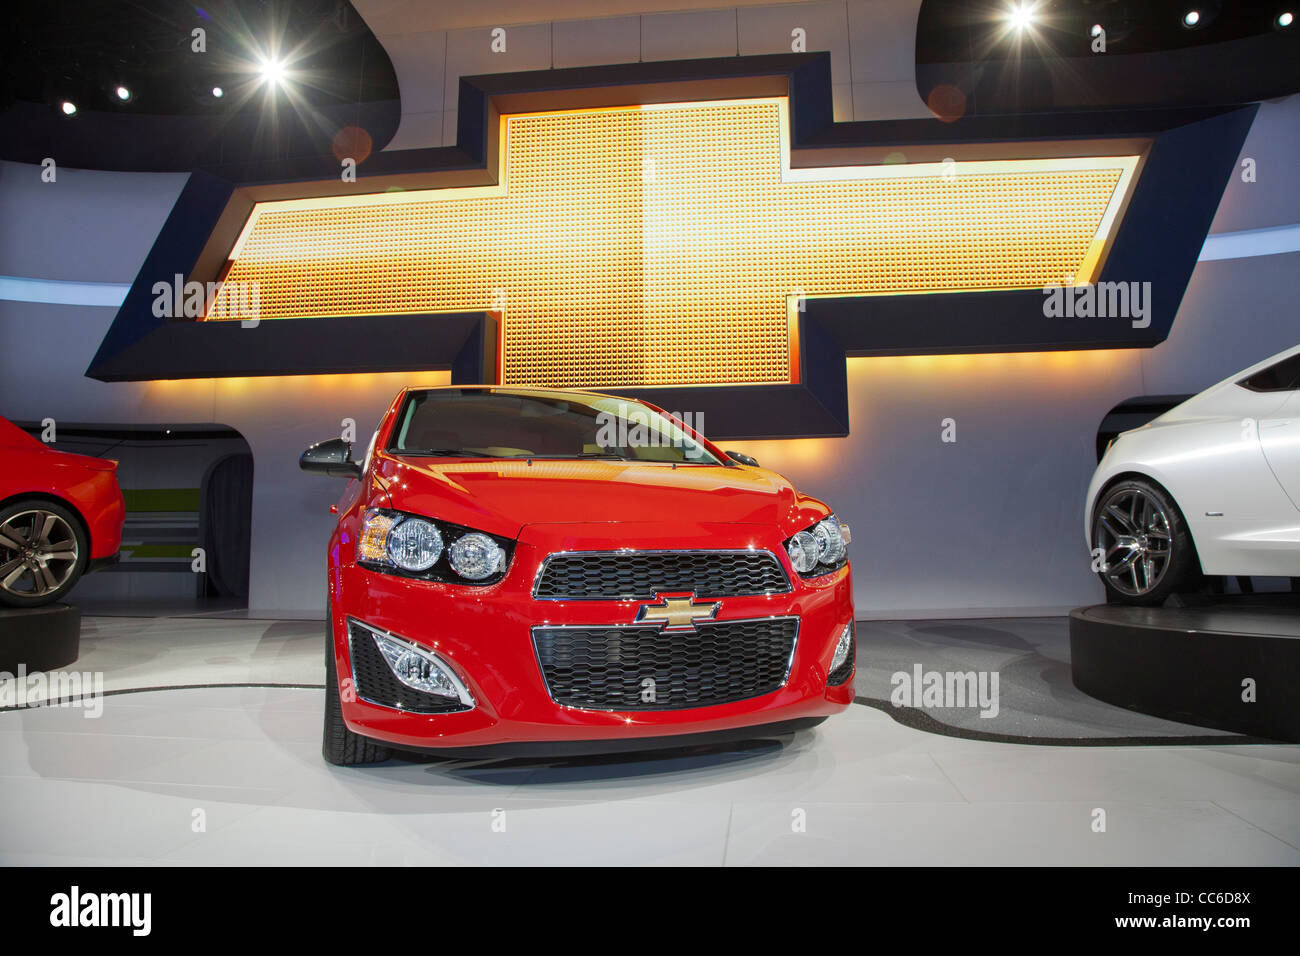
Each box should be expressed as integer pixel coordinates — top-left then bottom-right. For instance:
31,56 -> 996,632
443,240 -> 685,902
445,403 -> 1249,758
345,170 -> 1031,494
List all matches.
531,548 -> 792,601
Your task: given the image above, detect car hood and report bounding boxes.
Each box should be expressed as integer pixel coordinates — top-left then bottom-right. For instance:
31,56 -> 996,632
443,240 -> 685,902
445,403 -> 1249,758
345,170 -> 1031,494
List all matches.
372,454 -> 810,538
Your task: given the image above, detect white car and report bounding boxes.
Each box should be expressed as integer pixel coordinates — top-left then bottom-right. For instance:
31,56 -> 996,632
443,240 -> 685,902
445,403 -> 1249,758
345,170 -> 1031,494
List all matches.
1086,345 -> 1300,605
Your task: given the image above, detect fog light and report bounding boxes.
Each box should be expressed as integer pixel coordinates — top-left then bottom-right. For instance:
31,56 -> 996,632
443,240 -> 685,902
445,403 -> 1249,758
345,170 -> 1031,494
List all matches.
829,622 -> 854,674
368,628 -> 474,706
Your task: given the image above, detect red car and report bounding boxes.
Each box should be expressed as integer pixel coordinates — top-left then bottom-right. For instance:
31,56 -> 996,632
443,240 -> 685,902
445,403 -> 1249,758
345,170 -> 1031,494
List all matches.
0,416 -> 125,607
301,387 -> 855,764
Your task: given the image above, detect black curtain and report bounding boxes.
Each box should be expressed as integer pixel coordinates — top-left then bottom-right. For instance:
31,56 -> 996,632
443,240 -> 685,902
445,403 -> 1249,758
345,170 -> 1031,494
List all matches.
200,453 -> 254,599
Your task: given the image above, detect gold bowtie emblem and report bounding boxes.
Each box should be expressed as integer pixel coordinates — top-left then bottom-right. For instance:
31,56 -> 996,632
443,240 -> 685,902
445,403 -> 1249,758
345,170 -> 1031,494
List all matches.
635,595 -> 721,629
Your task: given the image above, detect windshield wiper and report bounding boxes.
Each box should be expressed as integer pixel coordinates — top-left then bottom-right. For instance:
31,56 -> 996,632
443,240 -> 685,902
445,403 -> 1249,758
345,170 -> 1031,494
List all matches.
519,452 -> 634,460
395,448 -> 497,458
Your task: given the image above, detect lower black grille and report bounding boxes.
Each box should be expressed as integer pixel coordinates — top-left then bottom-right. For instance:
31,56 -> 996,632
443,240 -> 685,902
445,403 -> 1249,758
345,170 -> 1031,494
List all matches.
347,621 -> 467,714
532,617 -> 797,711
533,550 -> 790,600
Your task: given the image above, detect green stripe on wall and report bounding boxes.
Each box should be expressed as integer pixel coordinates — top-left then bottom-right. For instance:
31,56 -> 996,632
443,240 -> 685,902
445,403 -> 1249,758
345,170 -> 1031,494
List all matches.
122,488 -> 200,512
120,544 -> 197,559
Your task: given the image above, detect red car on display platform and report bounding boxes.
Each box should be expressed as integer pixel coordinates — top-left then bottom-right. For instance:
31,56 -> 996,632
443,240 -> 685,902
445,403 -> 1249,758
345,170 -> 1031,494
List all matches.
301,387 -> 855,764
0,416 -> 125,608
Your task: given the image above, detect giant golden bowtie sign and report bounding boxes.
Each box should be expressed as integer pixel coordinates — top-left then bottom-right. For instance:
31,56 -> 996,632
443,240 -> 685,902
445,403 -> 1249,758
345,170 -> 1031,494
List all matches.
209,97 -> 1138,390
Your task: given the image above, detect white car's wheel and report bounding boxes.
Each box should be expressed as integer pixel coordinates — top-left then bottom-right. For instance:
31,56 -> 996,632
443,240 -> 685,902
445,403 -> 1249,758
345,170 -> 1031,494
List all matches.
1091,478 -> 1199,606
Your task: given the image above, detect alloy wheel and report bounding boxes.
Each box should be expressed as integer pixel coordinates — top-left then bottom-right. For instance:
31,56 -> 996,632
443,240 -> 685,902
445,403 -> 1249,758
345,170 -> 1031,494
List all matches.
0,509 -> 81,599
1094,487 -> 1173,597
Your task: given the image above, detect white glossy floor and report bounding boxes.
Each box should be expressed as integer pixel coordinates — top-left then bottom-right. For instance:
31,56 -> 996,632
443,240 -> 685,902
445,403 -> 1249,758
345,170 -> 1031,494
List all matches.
3,678 -> 1298,865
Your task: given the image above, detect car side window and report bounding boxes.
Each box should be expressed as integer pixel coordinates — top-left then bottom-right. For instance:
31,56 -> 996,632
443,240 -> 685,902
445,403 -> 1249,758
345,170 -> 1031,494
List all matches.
1238,353 -> 1300,393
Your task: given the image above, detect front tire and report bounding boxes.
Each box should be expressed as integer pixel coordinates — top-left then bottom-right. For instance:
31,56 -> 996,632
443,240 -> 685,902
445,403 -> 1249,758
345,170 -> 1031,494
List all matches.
1091,478 -> 1199,606
0,500 -> 89,608
323,612 -> 392,766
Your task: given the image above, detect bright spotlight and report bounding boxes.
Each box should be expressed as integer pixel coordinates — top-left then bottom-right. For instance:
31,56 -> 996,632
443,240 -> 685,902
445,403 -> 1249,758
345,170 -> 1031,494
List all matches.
60,101 -> 77,116
1279,12 -> 1294,27
114,85 -> 131,101
1183,10 -> 1201,26
1007,3 -> 1035,31
259,58 -> 286,86
1090,23 -> 1103,37
211,85 -> 224,98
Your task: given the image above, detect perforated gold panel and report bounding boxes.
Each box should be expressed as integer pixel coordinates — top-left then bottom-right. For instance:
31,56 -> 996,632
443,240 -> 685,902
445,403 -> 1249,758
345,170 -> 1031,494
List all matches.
210,98 -> 1138,388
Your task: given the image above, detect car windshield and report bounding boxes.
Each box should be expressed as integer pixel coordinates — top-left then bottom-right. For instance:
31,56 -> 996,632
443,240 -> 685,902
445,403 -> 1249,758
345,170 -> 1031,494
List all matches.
386,389 -> 723,464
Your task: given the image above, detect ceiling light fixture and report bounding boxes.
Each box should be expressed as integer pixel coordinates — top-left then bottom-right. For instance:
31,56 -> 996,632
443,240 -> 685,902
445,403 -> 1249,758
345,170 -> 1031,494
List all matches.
1007,3 -> 1035,31
259,58 -> 286,86
1183,10 -> 1201,27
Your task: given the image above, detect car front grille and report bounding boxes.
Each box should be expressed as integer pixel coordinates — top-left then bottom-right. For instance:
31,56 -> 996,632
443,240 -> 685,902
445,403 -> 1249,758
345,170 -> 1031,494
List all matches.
532,617 -> 798,711
347,620 -> 468,714
533,550 -> 790,600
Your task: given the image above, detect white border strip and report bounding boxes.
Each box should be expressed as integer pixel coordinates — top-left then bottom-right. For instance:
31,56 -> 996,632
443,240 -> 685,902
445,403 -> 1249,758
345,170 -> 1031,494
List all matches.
1199,223 -> 1300,261
0,276 -> 129,306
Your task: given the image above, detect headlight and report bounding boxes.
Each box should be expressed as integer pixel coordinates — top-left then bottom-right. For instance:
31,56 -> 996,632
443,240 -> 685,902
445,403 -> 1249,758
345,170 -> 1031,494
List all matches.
447,532 -> 506,580
787,530 -> 819,573
785,514 -> 849,577
812,515 -> 846,565
386,517 -> 443,572
358,509 -> 512,584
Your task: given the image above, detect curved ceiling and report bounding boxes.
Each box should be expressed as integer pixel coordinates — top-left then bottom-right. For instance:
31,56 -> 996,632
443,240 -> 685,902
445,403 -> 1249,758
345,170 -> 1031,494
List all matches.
0,0 -> 399,172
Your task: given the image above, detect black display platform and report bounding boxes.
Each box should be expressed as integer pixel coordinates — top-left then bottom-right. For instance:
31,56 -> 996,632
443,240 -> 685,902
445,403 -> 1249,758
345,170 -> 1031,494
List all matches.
1070,598 -> 1300,743
0,604 -> 82,673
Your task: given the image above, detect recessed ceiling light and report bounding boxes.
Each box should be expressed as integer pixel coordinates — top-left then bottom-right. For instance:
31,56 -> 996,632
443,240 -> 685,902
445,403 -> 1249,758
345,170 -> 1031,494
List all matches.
114,85 -> 131,101
1183,10 -> 1201,26
1007,3 -> 1035,31
211,85 -> 224,98
259,59 -> 286,86
1279,12 -> 1294,27
1090,23 -> 1103,36
60,100 -> 77,116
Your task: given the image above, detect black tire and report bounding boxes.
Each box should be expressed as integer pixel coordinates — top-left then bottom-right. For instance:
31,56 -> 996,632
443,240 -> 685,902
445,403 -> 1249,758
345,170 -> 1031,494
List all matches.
0,499 -> 89,609
1091,477 -> 1199,607
323,611 -> 392,766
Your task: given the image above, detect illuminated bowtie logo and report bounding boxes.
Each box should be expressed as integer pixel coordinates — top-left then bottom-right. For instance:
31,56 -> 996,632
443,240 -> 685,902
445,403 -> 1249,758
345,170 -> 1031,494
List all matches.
211,98 -> 1138,390
636,595 -> 721,630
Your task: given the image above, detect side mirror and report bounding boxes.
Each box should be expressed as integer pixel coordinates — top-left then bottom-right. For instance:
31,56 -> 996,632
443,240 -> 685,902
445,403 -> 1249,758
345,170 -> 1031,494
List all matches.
300,438 -> 362,479
726,450 -> 759,467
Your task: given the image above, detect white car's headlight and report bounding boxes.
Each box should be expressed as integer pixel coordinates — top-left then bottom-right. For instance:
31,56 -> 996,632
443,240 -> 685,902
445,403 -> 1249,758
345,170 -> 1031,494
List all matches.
359,509 -> 511,584
785,514 -> 849,577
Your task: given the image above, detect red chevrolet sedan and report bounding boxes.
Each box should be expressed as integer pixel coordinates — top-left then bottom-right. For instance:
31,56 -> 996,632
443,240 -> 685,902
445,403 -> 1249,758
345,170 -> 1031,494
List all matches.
301,387 -> 855,764
0,416 -> 125,607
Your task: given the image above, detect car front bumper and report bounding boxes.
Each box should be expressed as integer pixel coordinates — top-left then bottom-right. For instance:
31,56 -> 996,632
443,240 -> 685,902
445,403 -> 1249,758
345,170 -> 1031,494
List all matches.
329,525 -> 855,752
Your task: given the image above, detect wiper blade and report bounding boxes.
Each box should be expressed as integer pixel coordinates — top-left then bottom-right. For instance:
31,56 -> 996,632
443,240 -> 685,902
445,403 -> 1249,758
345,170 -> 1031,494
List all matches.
523,452 -> 633,460
396,448 -> 497,458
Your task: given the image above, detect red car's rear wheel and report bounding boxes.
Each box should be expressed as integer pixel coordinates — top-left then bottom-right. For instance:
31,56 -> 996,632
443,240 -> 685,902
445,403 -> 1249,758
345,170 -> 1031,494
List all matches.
0,500 -> 88,608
